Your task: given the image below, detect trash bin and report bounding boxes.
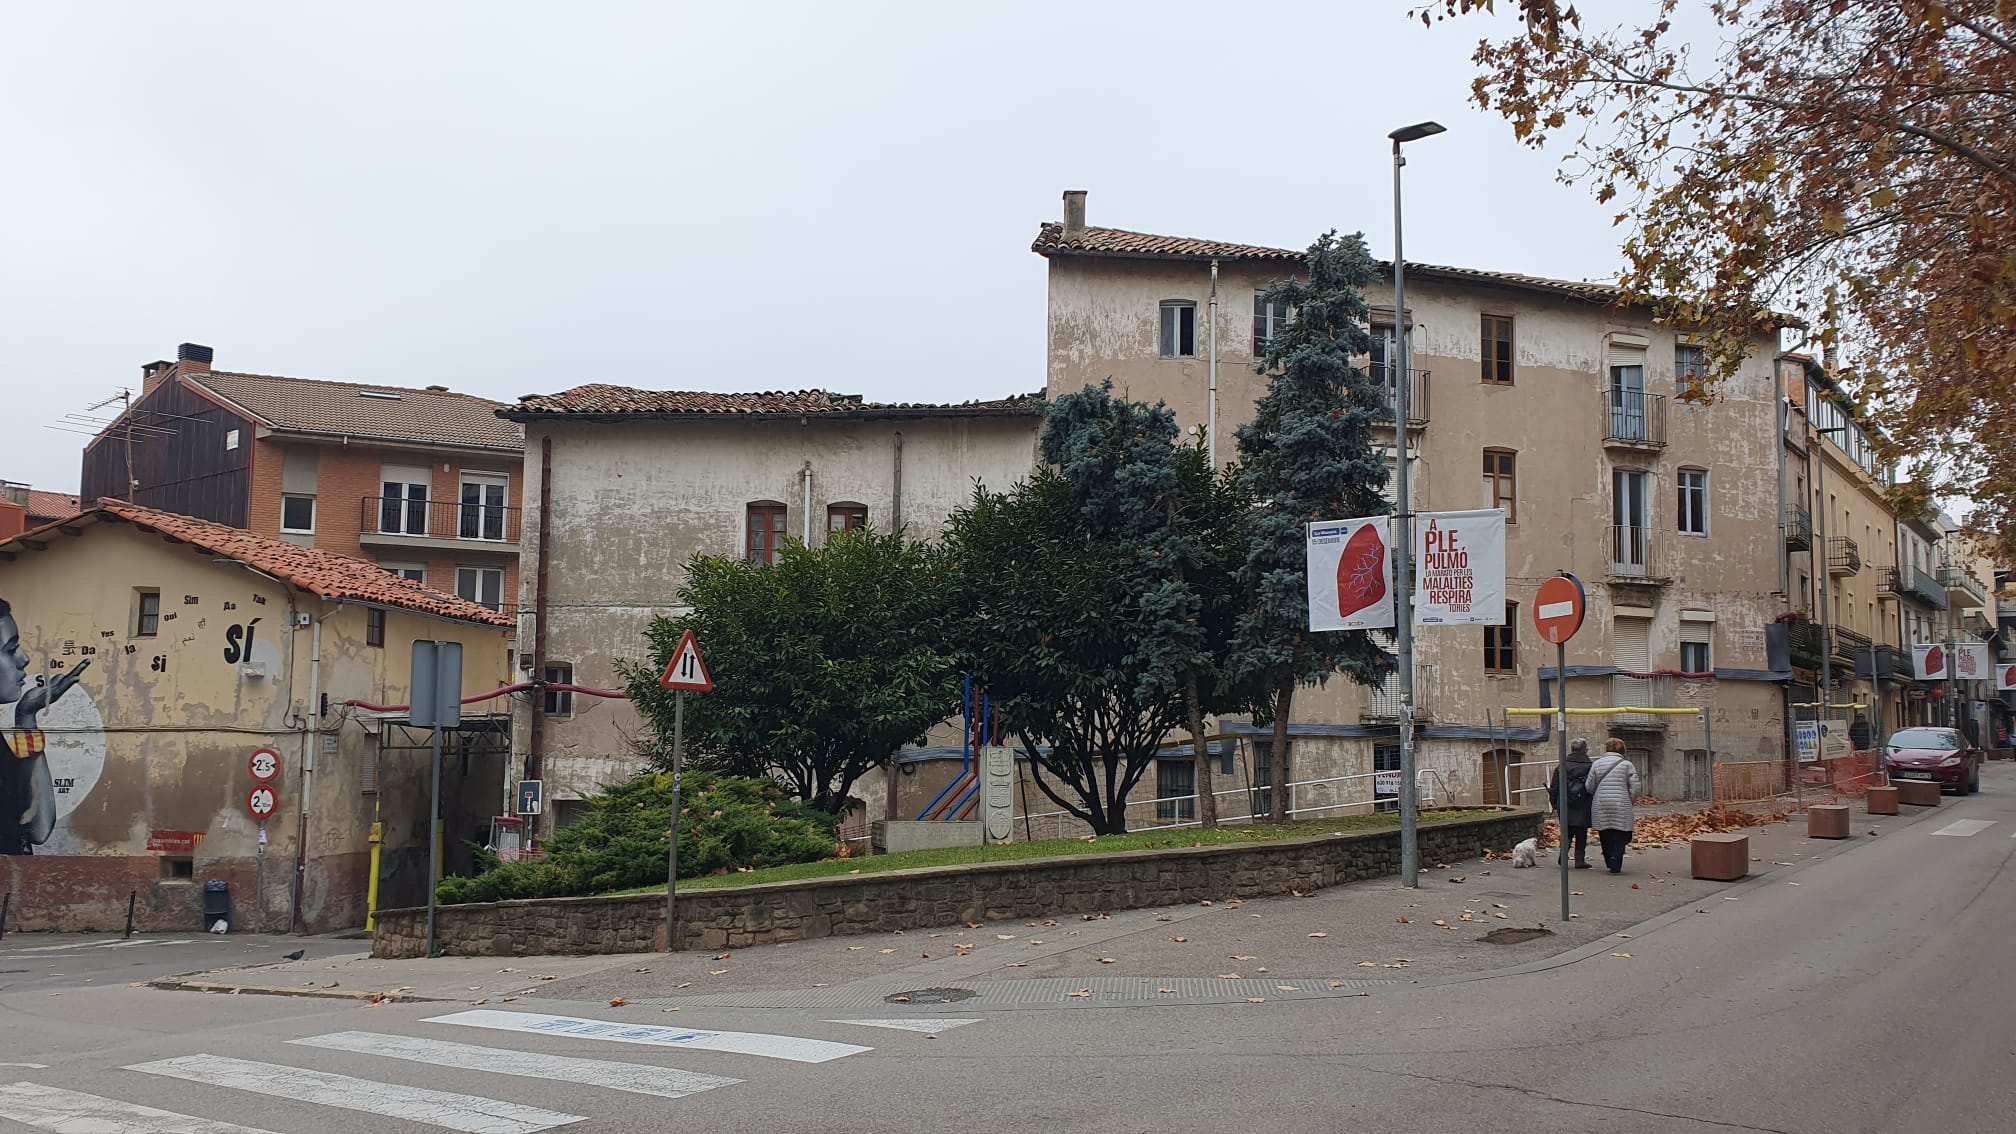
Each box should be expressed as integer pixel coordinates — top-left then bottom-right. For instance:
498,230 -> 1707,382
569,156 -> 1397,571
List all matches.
202,880 -> 230,931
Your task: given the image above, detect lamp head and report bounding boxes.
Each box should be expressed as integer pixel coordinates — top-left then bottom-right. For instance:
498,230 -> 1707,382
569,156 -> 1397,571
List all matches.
1389,121 -> 1447,143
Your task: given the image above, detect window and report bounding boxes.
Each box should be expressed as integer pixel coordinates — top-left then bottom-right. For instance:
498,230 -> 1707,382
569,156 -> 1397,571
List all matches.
280,493 -> 315,533
746,504 -> 787,565
1482,449 -> 1517,523
134,589 -> 161,637
380,562 -> 425,584
1159,300 -> 1197,358
1677,468 -> 1709,535
543,663 -> 574,717
1485,602 -> 1518,674
1155,758 -> 1196,821
1613,469 -> 1651,572
1675,343 -> 1708,402
1681,641 -> 1712,674
458,475 -> 509,541
456,567 -> 504,611
1252,292 -> 1290,353
224,429 -> 240,451
1373,743 -> 1402,813
1481,314 -> 1515,385
1252,742 -> 1284,817
827,504 -> 868,535
379,468 -> 430,535
366,607 -> 385,648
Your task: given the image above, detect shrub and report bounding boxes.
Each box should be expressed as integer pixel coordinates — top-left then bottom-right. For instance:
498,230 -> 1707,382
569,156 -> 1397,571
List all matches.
435,772 -> 840,904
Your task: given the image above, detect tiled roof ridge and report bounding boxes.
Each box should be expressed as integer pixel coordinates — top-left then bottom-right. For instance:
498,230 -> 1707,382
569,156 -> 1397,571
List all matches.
28,502 -> 515,627
193,369 -> 508,409
503,385 -> 1045,418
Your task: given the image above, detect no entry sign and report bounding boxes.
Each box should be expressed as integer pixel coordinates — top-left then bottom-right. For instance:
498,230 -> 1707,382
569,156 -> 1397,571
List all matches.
1532,575 -> 1587,644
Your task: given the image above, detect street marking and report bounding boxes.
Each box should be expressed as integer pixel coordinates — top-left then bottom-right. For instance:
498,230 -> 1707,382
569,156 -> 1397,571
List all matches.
291,1030 -> 740,1100
1930,819 -> 1996,837
830,1018 -> 980,1034
0,1081 -> 284,1134
426,1009 -> 870,1064
95,938 -> 194,949
3,938 -> 191,954
1537,601 -> 1575,620
125,1054 -> 586,1133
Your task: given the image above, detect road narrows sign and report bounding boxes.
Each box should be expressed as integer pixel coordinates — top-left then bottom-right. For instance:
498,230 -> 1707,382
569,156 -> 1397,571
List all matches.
658,629 -> 714,692
1532,575 -> 1588,644
246,785 -> 278,821
248,747 -> 281,783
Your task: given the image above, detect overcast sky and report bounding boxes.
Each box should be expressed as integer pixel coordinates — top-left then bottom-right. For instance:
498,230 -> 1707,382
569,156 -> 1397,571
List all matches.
1,1 -> 1636,495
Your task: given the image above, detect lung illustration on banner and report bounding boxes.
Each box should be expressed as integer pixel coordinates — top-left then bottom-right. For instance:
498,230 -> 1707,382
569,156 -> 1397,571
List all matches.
1414,509 -> 1506,626
1306,517 -> 1394,631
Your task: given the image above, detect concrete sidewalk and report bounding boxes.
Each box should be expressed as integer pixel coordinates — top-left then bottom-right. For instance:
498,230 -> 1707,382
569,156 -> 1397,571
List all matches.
151,785 -> 1962,1007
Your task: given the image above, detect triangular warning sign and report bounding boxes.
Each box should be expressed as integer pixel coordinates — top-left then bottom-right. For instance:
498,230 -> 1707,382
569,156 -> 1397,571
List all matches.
658,629 -> 713,692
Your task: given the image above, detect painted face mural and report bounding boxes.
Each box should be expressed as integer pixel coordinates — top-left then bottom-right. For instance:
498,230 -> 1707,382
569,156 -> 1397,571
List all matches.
0,598 -> 96,855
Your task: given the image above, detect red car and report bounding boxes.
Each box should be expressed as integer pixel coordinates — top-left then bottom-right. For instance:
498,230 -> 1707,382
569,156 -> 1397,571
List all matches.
1882,727 -> 1983,795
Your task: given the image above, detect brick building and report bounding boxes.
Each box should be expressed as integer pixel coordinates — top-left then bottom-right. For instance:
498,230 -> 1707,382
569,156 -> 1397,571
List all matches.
79,344 -> 526,614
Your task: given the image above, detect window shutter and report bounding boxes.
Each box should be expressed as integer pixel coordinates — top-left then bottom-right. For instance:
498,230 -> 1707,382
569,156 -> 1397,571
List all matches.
1611,617 -> 1653,713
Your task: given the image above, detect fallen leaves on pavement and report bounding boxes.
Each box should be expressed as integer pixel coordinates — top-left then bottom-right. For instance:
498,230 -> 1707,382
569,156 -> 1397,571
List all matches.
1308,932 -> 1329,938
609,998 -> 628,1007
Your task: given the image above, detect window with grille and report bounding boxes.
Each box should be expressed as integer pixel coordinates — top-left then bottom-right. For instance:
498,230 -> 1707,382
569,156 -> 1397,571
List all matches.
1374,743 -> 1402,813
1156,759 -> 1196,821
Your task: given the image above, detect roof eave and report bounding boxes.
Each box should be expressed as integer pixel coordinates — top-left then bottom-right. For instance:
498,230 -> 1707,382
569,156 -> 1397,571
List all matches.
263,426 -> 524,453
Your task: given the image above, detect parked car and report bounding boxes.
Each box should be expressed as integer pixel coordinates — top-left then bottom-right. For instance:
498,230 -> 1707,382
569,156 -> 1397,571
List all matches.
1882,726 -> 1982,795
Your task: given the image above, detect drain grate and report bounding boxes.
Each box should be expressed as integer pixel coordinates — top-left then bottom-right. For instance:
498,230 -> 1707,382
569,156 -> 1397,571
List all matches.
1479,926 -> 1554,945
886,987 -> 977,1005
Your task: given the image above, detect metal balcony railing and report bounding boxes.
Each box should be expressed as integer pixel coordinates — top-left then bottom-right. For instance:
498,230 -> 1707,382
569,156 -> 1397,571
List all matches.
1606,524 -> 1673,583
1602,390 -> 1668,448
1938,565 -> 1988,608
1858,644 -> 1913,680
1787,620 -> 1826,669
1827,536 -> 1861,576
1783,506 -> 1813,551
360,496 -> 523,545
1367,366 -> 1430,427
1830,625 -> 1872,663
1888,565 -> 1949,610
1362,665 -> 1433,722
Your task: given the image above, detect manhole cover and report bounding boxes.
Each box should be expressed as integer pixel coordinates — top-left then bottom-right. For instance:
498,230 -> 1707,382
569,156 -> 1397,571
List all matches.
1479,891 -> 1527,900
886,987 -> 977,1005
1479,926 -> 1554,945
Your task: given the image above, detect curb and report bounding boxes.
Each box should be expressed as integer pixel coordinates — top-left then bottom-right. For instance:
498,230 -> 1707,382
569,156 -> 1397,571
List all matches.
146,976 -> 448,1003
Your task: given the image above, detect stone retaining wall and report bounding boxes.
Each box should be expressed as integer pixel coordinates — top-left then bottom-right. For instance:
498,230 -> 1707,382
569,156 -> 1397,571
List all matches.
371,809 -> 1541,958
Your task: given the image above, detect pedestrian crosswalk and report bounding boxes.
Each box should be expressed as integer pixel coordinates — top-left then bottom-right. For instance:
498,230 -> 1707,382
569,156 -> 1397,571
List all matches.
0,1007 -> 972,1132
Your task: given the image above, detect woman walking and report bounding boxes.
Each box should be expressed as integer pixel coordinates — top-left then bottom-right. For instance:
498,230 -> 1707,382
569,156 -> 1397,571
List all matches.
1585,738 -> 1641,874
1547,738 -> 1595,869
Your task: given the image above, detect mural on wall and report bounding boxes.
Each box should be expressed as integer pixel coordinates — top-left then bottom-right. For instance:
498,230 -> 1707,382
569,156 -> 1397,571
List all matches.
0,597 -> 108,855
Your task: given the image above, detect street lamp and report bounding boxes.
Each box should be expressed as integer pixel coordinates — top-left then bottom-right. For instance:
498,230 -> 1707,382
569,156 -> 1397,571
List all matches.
1389,120 -> 1443,889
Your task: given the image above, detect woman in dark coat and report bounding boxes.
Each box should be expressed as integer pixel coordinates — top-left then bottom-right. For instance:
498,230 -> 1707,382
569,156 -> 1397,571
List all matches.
1547,737 -> 1595,869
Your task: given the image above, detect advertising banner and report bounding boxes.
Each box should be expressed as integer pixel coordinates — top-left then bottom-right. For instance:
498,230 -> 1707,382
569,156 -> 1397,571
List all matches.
1414,509 -> 1507,626
1998,662 -> 2016,692
1306,517 -> 1394,631
1916,642 -> 1992,681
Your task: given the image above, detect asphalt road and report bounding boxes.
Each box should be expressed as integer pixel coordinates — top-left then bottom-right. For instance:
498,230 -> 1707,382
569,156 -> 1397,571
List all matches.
0,768 -> 2007,1133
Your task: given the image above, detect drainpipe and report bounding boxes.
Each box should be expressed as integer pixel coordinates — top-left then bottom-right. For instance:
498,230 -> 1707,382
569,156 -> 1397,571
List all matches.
1814,418 -> 1834,754
1207,259 -> 1220,467
212,558 -> 298,933
801,461 -> 813,543
527,437 -> 552,826
291,605 -> 337,934
891,432 -> 903,533
1775,398 -> 1788,599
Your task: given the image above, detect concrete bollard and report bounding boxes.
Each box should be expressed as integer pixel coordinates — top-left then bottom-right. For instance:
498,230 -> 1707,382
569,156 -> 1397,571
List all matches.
1894,779 -> 1942,807
1690,833 -> 1749,881
1807,804 -> 1850,839
1865,785 -> 1900,815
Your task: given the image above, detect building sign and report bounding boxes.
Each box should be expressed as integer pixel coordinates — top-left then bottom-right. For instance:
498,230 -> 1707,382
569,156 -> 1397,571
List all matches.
146,830 -> 203,854
1795,721 -> 1821,763
1306,517 -> 1393,631
1413,510 -> 1506,626
1998,663 -> 2016,692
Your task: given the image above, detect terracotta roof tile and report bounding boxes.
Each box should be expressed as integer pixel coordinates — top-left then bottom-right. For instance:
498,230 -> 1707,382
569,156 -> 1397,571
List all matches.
23,491 -> 79,523
187,371 -> 524,450
5,504 -> 513,627
1032,222 -> 1304,262
503,385 -> 1044,420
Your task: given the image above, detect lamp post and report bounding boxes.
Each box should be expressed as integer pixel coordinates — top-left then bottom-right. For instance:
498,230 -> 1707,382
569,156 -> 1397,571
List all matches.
1389,120 -> 1444,889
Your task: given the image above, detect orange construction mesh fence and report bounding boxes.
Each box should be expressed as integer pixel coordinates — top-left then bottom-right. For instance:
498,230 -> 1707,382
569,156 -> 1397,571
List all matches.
1712,761 -> 1790,808
1713,754 -> 1887,810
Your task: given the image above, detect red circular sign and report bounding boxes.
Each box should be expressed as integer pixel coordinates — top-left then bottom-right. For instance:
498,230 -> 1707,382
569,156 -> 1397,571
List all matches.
248,747 -> 281,783
1532,574 -> 1587,645
246,785 -> 279,821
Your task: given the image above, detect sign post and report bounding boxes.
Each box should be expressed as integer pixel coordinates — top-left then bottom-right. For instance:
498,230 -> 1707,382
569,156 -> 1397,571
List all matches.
657,630 -> 713,951
1533,573 -> 1586,924
246,782 -> 278,932
410,640 -> 463,958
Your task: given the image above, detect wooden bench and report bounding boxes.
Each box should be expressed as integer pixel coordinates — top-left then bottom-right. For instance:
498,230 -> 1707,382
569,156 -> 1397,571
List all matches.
1807,804 -> 1850,839
1865,785 -> 1900,815
1691,832 -> 1749,881
1894,779 -> 1942,807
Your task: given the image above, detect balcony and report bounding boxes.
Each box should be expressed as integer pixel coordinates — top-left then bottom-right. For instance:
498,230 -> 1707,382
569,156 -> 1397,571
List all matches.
1782,506 -> 1813,552
1362,664 -> 1434,723
1888,565 -> 1949,610
1602,390 -> 1668,450
1787,620 -> 1826,669
359,496 -> 522,552
1830,625 -> 1872,665
1606,524 -> 1673,585
1827,536 -> 1861,576
1368,366 -> 1430,428
1938,565 -> 1988,608
1857,644 -> 1913,681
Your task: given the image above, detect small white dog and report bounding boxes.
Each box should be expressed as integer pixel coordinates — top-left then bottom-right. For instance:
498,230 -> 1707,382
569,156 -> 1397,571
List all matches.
1510,838 -> 1540,868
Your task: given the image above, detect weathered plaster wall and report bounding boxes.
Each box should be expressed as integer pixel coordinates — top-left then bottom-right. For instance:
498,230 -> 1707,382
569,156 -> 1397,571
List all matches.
515,414 -> 1041,824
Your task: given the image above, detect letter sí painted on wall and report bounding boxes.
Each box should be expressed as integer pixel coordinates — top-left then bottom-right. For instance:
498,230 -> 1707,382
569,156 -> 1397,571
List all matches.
0,595 -> 106,856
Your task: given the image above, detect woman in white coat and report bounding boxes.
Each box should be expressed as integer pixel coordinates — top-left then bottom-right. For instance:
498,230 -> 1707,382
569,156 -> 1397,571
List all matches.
1584,738 -> 1641,874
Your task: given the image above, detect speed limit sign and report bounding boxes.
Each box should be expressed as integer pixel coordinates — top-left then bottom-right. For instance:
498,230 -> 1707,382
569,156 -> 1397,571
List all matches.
248,747 -> 281,783
246,785 -> 278,821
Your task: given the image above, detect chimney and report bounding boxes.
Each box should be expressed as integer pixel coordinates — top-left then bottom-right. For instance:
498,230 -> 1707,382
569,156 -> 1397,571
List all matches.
177,342 -> 214,375
141,359 -> 174,397
1062,189 -> 1087,239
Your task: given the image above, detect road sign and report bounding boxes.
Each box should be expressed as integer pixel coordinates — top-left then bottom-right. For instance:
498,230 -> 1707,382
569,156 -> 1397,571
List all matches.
658,629 -> 714,692
246,785 -> 278,821
516,779 -> 544,816
248,747 -> 281,783
1532,574 -> 1588,644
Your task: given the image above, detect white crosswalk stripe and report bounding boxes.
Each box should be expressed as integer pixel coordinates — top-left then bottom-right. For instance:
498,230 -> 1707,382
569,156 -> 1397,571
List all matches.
124,1054 -> 587,1134
425,1009 -> 871,1064
1931,819 -> 1997,837
290,1030 -> 740,1099
0,1081 -> 285,1134
831,1018 -> 981,1034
